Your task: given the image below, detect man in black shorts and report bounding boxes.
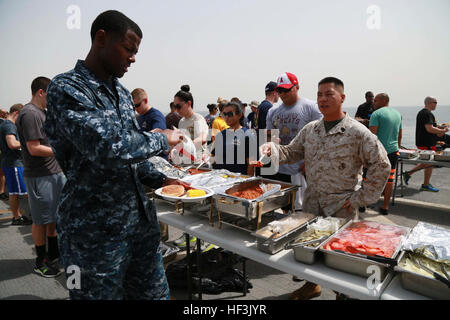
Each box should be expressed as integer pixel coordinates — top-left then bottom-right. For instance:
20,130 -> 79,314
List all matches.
403,96 -> 449,192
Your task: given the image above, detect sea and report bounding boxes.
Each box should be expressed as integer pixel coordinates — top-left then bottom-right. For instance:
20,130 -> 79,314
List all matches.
198,105 -> 450,149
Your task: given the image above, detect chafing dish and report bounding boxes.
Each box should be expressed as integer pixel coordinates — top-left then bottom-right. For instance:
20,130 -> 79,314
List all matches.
213,178 -> 299,229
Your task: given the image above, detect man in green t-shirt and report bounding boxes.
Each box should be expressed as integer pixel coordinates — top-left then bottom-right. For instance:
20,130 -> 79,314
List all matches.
369,93 -> 402,215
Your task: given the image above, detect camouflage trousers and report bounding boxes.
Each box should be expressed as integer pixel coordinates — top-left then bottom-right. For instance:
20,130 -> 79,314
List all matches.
59,217 -> 169,300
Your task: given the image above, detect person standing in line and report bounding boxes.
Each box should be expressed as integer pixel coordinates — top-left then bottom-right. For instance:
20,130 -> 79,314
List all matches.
0,104 -> 32,225
0,109 -> 8,200
260,77 -> 390,300
44,10 -> 185,299
265,72 -> 322,212
16,77 -> 65,278
403,96 -> 449,192
165,102 -> 182,130
211,98 -> 230,140
174,84 -> 209,162
211,101 -> 256,175
131,88 -> 167,132
247,100 -> 259,130
257,81 -> 279,130
204,103 -> 218,129
369,93 -> 402,215
355,91 -> 374,127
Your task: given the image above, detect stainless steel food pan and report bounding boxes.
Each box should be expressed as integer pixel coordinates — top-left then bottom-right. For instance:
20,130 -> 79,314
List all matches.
395,251 -> 450,300
252,214 -> 317,255
286,218 -> 352,264
319,223 -> 410,280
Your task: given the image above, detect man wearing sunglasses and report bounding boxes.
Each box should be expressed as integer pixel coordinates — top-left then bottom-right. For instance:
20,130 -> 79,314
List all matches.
265,72 -> 322,213
131,88 -> 166,133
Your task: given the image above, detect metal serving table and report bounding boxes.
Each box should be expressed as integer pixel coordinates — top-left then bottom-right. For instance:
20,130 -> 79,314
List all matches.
156,204 -> 418,300
392,156 -> 450,205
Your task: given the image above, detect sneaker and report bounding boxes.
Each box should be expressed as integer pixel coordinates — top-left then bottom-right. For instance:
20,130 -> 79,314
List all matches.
201,242 -> 216,253
173,234 -> 197,248
402,172 -> 411,185
421,184 -> 439,192
11,216 -> 33,226
33,262 -> 62,278
379,208 -> 388,215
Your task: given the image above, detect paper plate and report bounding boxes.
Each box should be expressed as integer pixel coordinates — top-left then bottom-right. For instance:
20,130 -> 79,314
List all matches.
155,186 -> 214,203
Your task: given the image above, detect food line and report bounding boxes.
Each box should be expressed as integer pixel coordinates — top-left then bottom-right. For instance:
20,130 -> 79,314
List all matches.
151,161 -> 449,300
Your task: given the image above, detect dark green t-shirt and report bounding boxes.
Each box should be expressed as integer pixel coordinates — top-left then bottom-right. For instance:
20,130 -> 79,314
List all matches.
324,118 -> 345,133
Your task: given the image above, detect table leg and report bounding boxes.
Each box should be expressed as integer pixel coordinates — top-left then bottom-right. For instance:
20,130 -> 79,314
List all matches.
196,238 -> 202,300
392,160 -> 399,206
209,198 -> 214,227
217,211 -> 222,229
186,233 -> 192,300
242,258 -> 247,297
256,202 -> 263,230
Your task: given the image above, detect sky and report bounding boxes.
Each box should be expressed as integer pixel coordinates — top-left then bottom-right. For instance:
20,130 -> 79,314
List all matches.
1,0 -> 449,115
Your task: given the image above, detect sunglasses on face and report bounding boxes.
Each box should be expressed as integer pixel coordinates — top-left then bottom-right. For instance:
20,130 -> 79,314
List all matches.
134,101 -> 143,109
174,103 -> 184,110
276,86 -> 294,94
223,111 -> 237,117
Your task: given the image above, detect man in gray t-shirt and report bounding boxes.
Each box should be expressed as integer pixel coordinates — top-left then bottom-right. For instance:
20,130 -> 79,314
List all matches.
266,72 -> 322,211
16,76 -> 66,278
16,104 -> 61,178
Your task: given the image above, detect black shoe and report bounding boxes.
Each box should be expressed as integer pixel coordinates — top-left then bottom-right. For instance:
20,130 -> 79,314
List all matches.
0,193 -> 8,200
292,276 -> 304,282
33,261 -> 62,278
11,216 -> 33,226
379,208 -> 388,215
358,206 -> 366,213
46,258 -> 63,272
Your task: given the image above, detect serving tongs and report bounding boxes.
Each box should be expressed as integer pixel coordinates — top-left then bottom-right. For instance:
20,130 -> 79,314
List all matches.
411,255 -> 450,288
333,250 -> 399,267
286,236 -> 328,249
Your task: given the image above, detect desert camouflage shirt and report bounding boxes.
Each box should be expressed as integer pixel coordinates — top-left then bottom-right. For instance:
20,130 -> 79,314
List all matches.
45,60 -> 170,240
271,114 -> 390,216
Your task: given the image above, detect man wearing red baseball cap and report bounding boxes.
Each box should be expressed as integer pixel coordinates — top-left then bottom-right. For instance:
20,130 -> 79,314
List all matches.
265,72 -> 322,213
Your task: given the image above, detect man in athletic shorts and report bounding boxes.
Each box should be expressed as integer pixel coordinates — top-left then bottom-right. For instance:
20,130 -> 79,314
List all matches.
369,93 -> 402,215
16,76 -> 66,278
0,103 -> 31,225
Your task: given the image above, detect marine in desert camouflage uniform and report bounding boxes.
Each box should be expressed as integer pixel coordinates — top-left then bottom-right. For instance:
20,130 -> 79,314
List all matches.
263,77 -> 391,218
261,77 -> 391,300
45,11 -> 184,300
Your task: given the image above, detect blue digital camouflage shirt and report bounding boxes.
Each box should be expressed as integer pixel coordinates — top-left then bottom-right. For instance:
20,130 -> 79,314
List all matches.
45,60 -> 170,241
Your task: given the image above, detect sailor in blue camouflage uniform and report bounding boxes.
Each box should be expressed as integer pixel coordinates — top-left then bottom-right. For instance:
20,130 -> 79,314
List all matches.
44,10 -> 185,300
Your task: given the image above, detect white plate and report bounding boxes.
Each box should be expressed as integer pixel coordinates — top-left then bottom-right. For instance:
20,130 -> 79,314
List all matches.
155,186 -> 214,203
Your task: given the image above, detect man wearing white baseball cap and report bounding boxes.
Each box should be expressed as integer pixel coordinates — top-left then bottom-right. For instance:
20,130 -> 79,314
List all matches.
265,72 -> 322,213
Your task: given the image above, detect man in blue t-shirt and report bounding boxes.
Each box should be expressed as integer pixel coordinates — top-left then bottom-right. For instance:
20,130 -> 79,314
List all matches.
131,88 -> 167,132
257,81 -> 279,130
0,104 -> 31,225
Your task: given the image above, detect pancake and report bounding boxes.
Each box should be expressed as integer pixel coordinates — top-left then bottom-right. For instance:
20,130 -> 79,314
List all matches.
161,185 -> 185,197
